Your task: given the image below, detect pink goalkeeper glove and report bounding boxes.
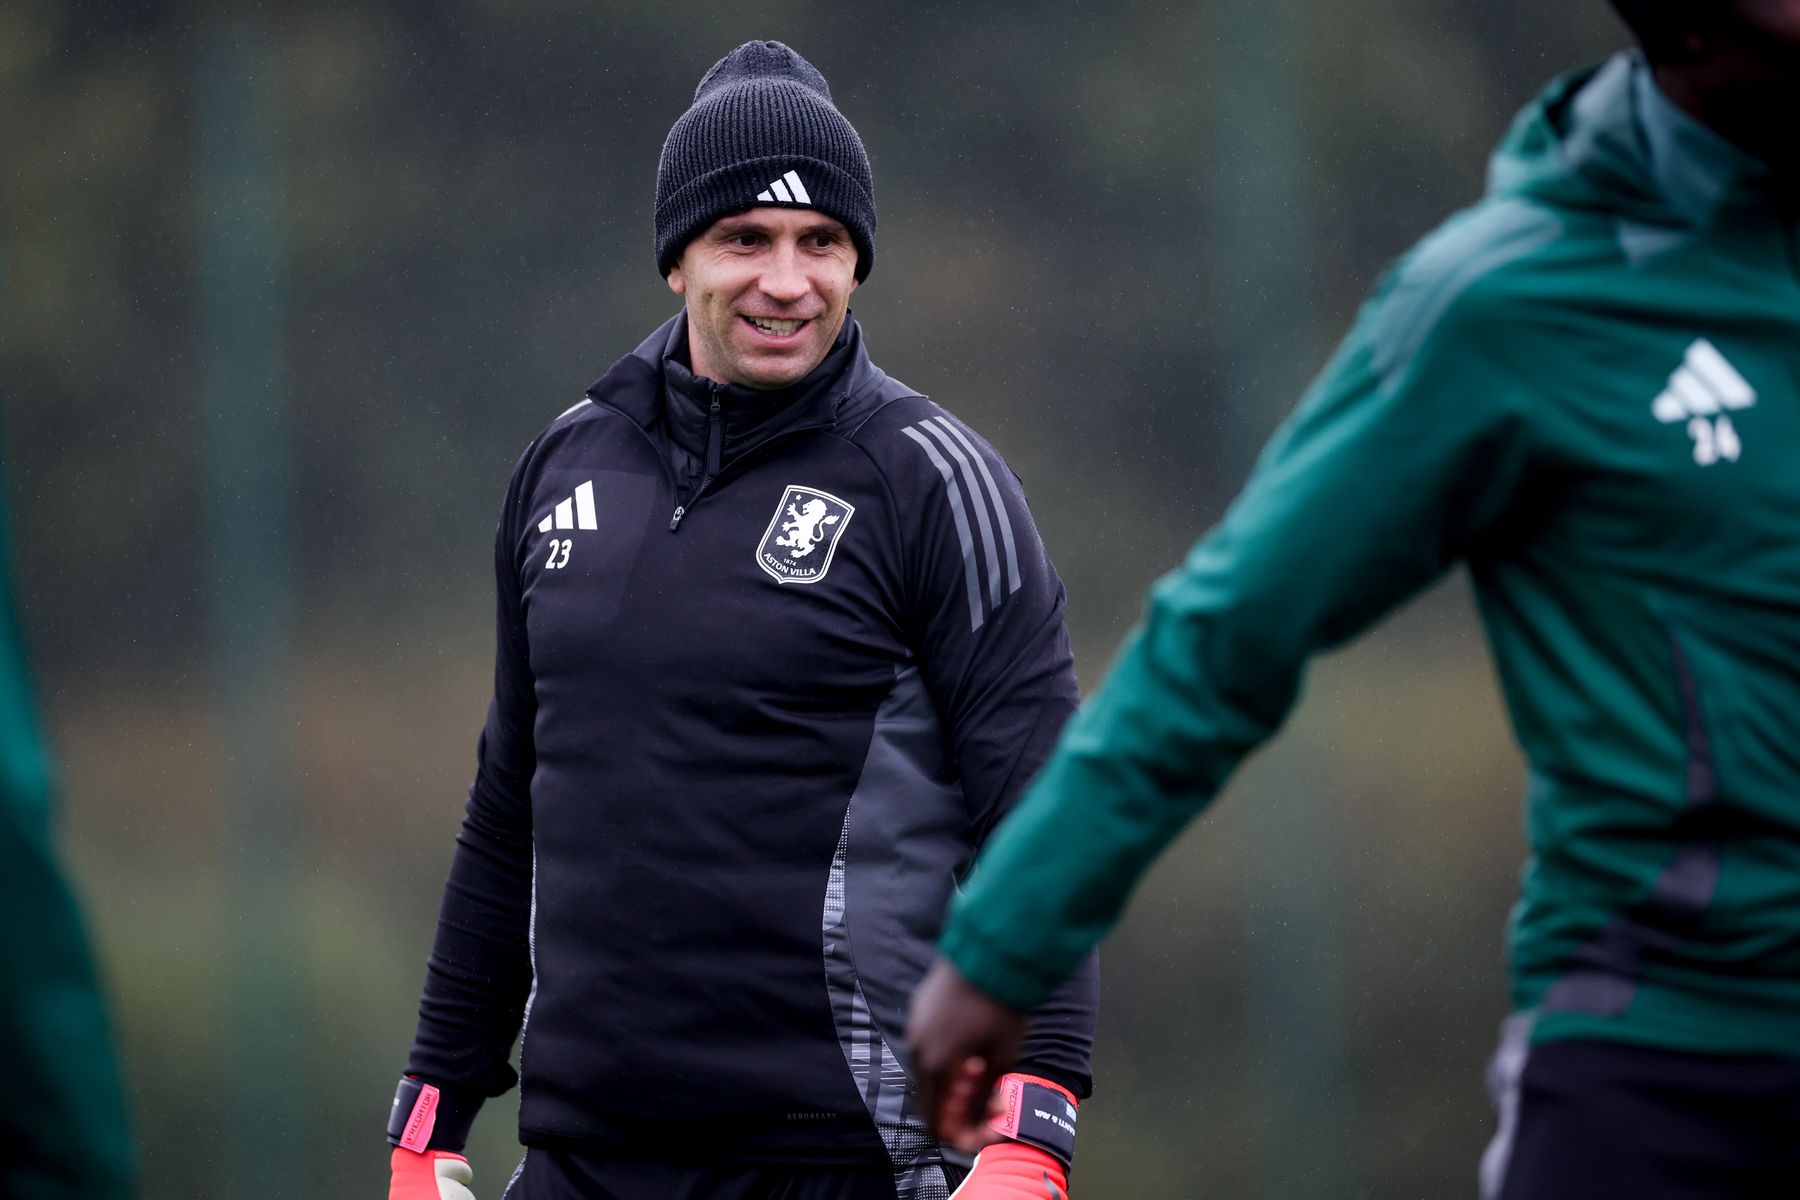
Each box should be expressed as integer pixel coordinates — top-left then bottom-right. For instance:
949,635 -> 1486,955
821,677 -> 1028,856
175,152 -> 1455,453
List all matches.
388,1077 -> 477,1199
389,1146 -> 476,1200
950,1072 -> 1079,1198
952,1141 -> 1070,1199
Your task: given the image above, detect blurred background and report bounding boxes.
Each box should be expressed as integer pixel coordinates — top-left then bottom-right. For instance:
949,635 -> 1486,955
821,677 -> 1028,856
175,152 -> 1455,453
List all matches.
3,1 -> 1628,1195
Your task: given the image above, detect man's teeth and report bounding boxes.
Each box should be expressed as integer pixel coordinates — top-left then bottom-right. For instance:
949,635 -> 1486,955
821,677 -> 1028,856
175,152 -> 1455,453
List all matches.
749,317 -> 802,336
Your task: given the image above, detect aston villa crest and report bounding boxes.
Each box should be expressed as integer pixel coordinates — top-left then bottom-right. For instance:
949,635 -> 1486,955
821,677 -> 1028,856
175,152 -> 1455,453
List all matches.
757,485 -> 855,585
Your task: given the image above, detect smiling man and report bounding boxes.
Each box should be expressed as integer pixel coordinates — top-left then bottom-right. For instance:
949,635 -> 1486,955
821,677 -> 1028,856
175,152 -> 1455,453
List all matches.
672,207 -> 858,391
384,41 -> 1096,1200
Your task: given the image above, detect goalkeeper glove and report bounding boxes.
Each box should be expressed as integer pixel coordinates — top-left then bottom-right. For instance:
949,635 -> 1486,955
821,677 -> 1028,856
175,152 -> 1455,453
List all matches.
952,1142 -> 1069,1199
388,1077 -> 477,1200
389,1147 -> 476,1200
949,1073 -> 1079,1199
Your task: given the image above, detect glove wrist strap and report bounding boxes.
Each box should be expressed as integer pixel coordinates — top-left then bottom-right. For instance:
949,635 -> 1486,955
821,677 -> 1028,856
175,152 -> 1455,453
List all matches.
387,1077 -> 440,1152
986,1073 -> 1078,1168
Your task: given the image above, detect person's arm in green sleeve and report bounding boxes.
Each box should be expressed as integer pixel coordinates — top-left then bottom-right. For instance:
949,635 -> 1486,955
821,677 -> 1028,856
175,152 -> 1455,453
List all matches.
910,213 -> 1557,1136
0,797 -> 136,1199
0,491 -> 135,1199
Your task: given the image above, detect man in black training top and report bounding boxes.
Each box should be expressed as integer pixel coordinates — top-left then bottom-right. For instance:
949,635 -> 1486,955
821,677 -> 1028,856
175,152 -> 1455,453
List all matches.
386,40 -> 1097,1200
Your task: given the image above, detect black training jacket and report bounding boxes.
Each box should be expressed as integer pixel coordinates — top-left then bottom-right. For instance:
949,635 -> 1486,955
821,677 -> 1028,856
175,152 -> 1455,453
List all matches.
404,313 -> 1097,1179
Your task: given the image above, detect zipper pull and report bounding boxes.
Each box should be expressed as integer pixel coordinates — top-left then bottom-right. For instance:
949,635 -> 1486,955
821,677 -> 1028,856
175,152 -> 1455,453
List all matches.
668,504 -> 686,532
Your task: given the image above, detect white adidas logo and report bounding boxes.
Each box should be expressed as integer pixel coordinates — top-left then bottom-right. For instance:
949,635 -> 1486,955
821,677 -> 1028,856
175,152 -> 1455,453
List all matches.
1651,339 -> 1755,466
537,480 -> 597,533
755,169 -> 813,206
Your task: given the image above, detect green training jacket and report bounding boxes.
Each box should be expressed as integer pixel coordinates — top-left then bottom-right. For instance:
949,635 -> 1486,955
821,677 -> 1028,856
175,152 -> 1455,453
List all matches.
940,54 -> 1800,1057
0,464 -> 134,1197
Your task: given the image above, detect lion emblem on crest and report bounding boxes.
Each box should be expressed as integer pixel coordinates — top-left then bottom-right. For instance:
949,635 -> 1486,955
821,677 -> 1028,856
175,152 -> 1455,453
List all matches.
757,486 -> 856,585
775,497 -> 840,558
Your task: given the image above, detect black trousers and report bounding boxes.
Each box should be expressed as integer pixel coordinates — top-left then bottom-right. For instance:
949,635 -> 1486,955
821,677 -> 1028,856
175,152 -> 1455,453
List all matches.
500,1150 -> 966,1200
1482,1019 -> 1800,1199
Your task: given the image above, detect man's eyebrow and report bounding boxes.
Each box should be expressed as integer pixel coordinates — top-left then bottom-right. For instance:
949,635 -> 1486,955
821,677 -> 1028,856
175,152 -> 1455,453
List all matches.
710,216 -> 766,236
710,216 -> 847,238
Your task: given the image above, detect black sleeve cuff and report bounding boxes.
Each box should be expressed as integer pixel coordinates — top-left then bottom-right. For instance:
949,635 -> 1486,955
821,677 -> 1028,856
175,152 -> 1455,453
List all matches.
1009,1061 -> 1092,1102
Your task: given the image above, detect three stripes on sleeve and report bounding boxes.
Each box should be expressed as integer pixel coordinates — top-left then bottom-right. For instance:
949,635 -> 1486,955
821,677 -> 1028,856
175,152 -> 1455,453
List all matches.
901,416 -> 1023,632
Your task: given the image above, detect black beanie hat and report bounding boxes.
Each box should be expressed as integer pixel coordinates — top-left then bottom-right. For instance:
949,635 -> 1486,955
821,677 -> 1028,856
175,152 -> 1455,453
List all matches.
654,41 -> 876,282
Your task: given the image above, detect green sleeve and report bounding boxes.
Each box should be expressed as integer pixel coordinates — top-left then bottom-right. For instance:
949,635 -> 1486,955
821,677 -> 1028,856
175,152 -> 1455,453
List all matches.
939,223 -> 1547,1009
0,503 -> 135,1197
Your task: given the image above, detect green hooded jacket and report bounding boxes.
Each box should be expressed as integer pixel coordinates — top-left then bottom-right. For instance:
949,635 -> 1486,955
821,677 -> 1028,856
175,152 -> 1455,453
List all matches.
0,460 -> 134,1196
940,54 -> 1800,1056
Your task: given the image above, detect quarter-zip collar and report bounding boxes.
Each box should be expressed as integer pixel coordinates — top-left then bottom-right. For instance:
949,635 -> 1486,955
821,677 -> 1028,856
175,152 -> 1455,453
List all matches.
584,311 -> 888,531
659,312 -> 858,480
584,310 -> 873,458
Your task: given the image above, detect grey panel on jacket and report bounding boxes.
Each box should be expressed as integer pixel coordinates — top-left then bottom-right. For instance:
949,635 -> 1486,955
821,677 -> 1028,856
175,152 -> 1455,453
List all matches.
839,665 -> 970,1068
822,664 -> 965,1194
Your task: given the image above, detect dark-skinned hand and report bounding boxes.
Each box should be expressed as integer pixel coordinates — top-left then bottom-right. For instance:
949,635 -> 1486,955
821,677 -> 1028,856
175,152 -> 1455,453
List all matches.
905,956 -> 1030,1151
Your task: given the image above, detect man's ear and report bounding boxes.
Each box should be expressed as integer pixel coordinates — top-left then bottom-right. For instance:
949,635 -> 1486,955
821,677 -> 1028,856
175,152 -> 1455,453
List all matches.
667,264 -> 687,296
